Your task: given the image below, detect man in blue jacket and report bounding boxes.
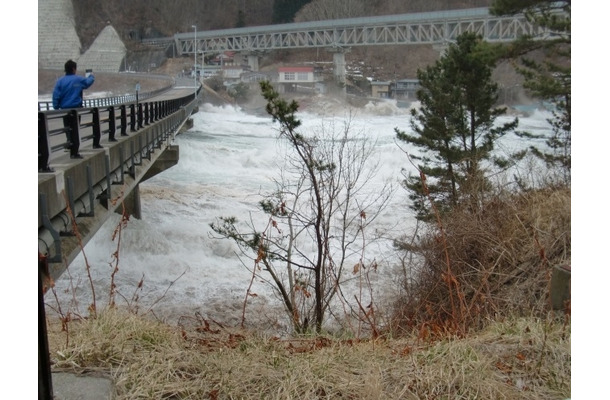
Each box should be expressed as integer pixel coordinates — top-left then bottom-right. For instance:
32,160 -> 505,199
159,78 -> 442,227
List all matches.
52,60 -> 95,158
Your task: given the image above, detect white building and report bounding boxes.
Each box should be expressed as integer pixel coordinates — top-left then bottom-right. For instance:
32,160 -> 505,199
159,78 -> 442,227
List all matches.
276,66 -> 322,93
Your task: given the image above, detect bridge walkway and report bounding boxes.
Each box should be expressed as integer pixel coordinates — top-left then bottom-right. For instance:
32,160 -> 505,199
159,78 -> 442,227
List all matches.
38,77 -> 201,278
42,78 -> 197,169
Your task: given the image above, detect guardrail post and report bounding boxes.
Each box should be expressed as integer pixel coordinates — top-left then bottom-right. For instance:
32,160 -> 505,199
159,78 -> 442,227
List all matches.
120,105 -> 128,136
38,112 -> 52,172
108,107 -> 117,142
130,104 -> 137,132
144,103 -> 150,126
66,110 -> 80,157
137,104 -> 144,129
92,108 -> 102,148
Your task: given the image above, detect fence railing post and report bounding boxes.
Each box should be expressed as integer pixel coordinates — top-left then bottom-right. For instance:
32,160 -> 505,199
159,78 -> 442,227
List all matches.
92,108 -> 102,148
130,104 -> 136,132
66,110 -> 80,157
119,105 -> 128,136
144,103 -> 150,126
108,106 -> 117,142
137,103 -> 143,129
38,112 -> 52,172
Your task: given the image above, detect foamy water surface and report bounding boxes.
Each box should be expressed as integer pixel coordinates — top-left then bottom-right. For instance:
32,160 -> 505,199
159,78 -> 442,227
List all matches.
47,99 -> 553,332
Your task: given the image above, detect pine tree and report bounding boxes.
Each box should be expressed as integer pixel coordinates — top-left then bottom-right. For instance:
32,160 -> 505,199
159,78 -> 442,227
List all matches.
491,0 -> 571,183
396,32 -> 518,221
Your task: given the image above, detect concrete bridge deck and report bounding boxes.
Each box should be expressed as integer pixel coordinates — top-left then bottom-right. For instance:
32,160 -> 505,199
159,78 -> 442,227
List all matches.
37,77 -> 202,400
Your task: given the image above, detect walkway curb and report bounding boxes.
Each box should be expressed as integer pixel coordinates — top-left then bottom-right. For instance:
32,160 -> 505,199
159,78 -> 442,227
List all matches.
51,372 -> 115,400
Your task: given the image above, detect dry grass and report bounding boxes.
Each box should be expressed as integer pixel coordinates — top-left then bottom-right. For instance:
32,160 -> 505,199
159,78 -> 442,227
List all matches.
47,308 -> 570,399
391,186 -> 571,336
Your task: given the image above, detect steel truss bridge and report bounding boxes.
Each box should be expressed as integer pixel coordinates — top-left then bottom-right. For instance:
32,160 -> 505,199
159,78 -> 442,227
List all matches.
171,7 -> 555,55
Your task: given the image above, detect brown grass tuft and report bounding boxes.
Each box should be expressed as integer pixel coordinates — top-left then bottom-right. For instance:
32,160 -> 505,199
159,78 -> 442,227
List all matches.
390,186 -> 571,337
46,308 -> 570,399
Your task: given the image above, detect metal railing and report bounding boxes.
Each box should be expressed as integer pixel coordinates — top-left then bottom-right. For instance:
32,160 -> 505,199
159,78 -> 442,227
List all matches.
38,87 -> 199,172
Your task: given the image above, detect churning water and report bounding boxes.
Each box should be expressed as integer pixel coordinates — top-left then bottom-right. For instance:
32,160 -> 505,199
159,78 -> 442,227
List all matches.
47,98 -> 553,333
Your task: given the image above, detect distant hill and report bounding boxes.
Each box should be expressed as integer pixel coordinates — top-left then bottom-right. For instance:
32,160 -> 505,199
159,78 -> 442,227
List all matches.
67,0 -> 492,81
72,0 -> 492,54
42,0 -> 530,102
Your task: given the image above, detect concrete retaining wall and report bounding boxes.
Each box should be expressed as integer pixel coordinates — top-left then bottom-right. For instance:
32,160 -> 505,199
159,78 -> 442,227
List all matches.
39,0 -> 127,72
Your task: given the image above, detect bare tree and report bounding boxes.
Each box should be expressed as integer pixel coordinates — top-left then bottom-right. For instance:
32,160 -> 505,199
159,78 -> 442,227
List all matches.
211,81 -> 394,334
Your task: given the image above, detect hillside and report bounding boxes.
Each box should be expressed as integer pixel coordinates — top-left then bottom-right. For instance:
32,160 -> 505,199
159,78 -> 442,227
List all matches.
72,0 -> 492,50
33,0 -> 532,102
70,0 -> 493,82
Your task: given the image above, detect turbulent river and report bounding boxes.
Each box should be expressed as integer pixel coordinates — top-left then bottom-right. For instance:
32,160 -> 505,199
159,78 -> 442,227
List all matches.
46,97 -> 553,333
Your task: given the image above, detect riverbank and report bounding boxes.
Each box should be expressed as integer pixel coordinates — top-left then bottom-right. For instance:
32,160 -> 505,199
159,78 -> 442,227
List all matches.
46,307 -> 571,399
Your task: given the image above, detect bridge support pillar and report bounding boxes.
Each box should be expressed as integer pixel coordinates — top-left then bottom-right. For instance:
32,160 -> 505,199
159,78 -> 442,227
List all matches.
327,47 -> 351,94
247,55 -> 260,71
120,184 -> 142,219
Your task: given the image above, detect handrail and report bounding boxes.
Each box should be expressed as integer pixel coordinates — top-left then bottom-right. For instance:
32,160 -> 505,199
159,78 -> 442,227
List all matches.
38,86 -> 201,172
38,85 -> 200,262
38,85 -> 201,255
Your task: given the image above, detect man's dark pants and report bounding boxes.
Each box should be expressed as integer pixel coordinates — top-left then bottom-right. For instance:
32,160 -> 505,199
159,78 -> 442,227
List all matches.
62,110 -> 80,157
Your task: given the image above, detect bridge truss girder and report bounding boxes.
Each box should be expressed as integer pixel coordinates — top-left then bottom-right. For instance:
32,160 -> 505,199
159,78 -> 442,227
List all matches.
175,10 -> 553,55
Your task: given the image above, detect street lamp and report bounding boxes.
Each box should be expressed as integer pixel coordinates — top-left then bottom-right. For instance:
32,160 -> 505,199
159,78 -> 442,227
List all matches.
192,24 -> 197,99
